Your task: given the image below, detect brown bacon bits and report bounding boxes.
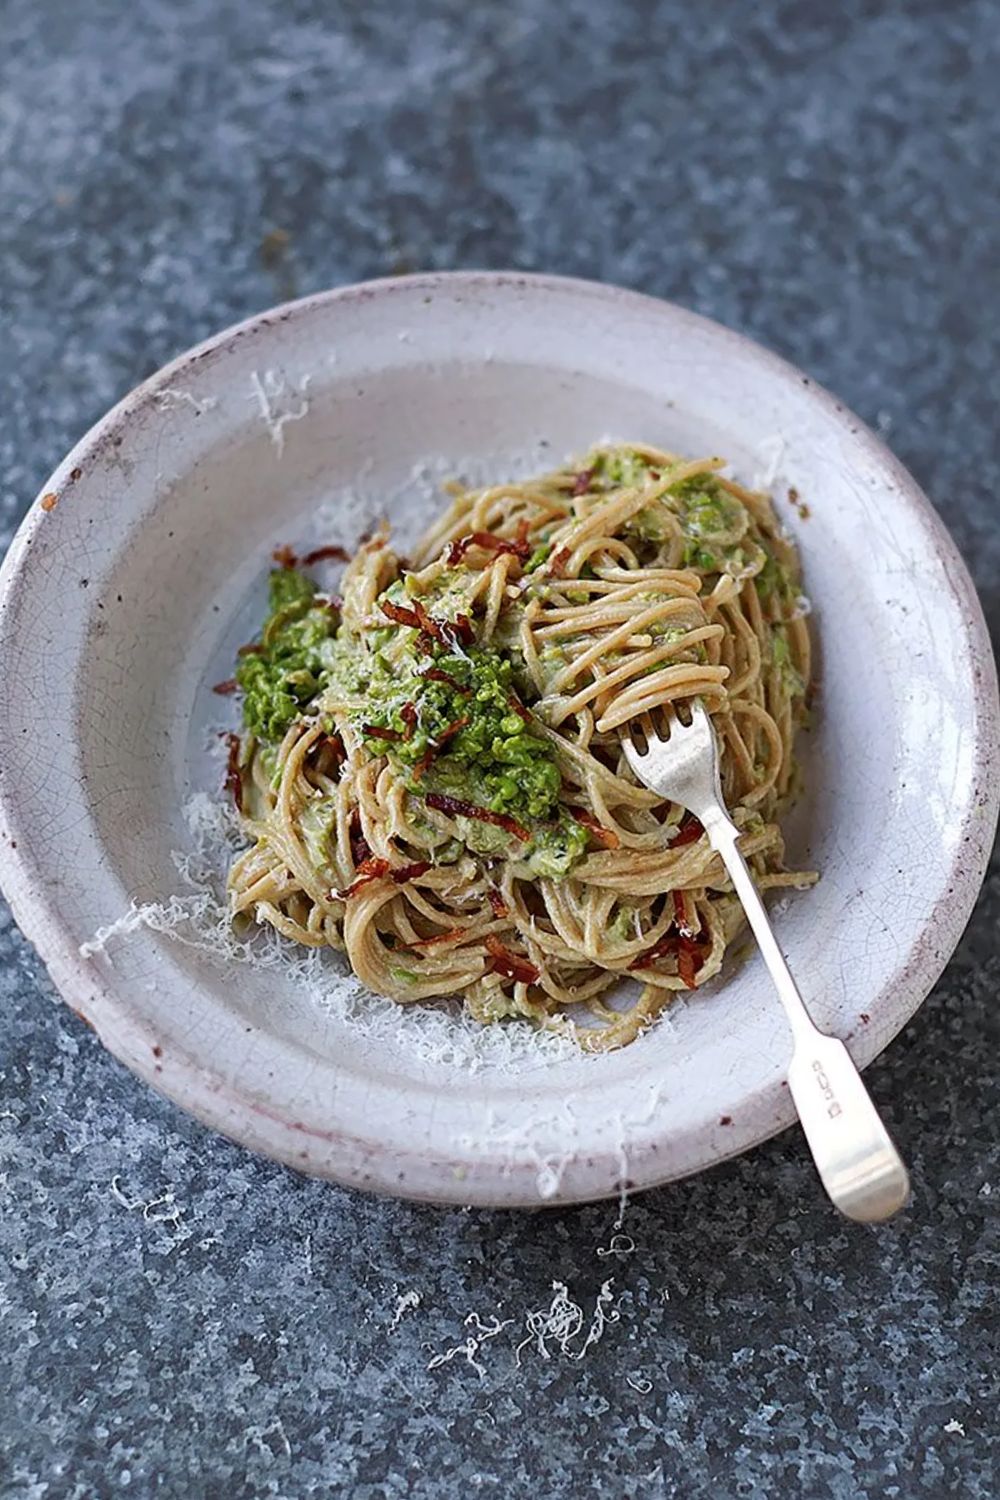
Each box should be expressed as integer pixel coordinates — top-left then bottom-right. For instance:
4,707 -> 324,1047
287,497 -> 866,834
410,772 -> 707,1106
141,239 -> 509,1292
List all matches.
391,860 -> 432,885
410,599 -> 438,639
676,934 -> 705,990
335,856 -> 390,900
673,890 -> 700,938
506,695 -> 533,724
212,678 -> 238,696
422,601 -> 474,651
444,613 -> 475,648
348,810 -> 371,868
628,931 -> 678,972
272,544 -> 298,569
223,732 -> 243,812
419,667 -> 471,695
435,714 -> 469,749
670,814 -> 704,847
569,807 -> 620,849
630,912 -> 705,982
302,544 -> 350,565
484,933 -> 540,986
380,599 -> 423,630
572,468 -> 594,496
423,792 -> 530,842
446,530 -> 531,566
407,926 -> 467,949
547,546 -> 571,578
379,598 -> 474,652
400,702 -> 417,740
409,714 -> 471,781
487,888 -> 509,919
362,723 -> 405,742
410,746 -> 436,781
336,856 -> 430,901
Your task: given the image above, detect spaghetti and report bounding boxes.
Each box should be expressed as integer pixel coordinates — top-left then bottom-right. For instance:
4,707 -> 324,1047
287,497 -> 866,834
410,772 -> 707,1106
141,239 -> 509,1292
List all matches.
227,444 -> 814,1049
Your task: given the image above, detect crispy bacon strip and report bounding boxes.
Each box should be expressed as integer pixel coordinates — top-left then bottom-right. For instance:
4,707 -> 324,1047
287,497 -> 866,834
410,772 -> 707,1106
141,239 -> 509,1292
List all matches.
348,810 -> 370,868
487,888 -> 509,919
629,928 -> 705,985
212,678 -> 238,696
362,723 -> 404,742
406,926 -> 467,949
672,890 -> 698,938
671,814 -> 704,847
423,792 -> 530,842
569,806 -> 620,850
379,598 -> 474,652
506,695 -> 532,724
572,468 -> 594,496
411,597 -> 470,649
409,714 -> 471,781
484,933 -> 540,985
547,546 -> 571,578
391,861 -> 432,884
445,535 -> 474,566
435,714 -> 469,749
223,732 -> 243,812
410,746 -> 436,781
628,931 -> 678,971
272,544 -> 298,569
335,857 -> 430,901
302,544 -> 350,565
411,599 -> 439,639
400,702 -> 417,741
446,530 -> 531,566
380,599 -> 423,630
419,667 -> 471,695
336,856 -> 390,900
677,934 -> 704,989
440,612 -> 474,649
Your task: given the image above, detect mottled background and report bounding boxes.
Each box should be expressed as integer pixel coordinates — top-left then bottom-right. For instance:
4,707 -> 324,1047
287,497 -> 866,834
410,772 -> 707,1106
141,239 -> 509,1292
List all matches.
1,2 -> 998,1496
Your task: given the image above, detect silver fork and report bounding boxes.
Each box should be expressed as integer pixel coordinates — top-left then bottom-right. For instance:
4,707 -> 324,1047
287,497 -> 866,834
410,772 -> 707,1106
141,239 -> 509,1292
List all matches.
623,702 -> 910,1223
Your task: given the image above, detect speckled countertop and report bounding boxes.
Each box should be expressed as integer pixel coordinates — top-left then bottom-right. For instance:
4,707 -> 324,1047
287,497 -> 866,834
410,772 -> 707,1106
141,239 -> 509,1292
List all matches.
2,2 -> 998,1496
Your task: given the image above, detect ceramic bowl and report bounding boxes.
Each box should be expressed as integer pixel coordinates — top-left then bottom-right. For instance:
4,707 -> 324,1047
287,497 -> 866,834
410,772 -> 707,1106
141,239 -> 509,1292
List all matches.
0,273 -> 996,1206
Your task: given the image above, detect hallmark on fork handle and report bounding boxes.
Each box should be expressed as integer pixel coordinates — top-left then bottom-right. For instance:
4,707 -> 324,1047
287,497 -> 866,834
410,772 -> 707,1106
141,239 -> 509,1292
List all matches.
812,1059 -> 843,1119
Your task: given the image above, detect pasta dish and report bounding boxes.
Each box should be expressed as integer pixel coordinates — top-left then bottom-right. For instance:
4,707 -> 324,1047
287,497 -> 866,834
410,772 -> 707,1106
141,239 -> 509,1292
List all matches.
224,444 -> 813,1049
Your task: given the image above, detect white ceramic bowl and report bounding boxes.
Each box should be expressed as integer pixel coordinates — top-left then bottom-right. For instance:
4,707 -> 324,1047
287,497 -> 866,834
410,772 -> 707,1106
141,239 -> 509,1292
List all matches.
0,273 -> 996,1206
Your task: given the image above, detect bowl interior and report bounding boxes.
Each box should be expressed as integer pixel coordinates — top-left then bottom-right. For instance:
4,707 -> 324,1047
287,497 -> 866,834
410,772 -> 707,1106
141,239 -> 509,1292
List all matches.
1,275 -> 994,1204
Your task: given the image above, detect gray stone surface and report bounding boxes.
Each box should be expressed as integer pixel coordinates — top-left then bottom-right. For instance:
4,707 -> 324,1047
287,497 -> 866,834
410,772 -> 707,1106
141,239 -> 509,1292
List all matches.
1,1 -> 998,1495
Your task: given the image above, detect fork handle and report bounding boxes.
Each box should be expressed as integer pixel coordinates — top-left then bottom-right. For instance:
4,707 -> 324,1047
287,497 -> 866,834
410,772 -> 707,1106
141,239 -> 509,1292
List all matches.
703,813 -> 910,1223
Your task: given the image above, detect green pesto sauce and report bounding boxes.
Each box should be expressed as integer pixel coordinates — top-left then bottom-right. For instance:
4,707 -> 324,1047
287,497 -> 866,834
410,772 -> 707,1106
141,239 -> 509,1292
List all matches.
589,447 -> 755,575
339,638 -> 558,819
771,624 -> 806,698
320,590 -> 590,877
754,550 -> 795,605
236,569 -> 339,743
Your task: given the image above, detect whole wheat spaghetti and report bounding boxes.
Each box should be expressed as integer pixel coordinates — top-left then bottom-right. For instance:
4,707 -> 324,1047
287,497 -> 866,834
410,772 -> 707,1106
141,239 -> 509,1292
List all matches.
227,444 -> 813,1050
